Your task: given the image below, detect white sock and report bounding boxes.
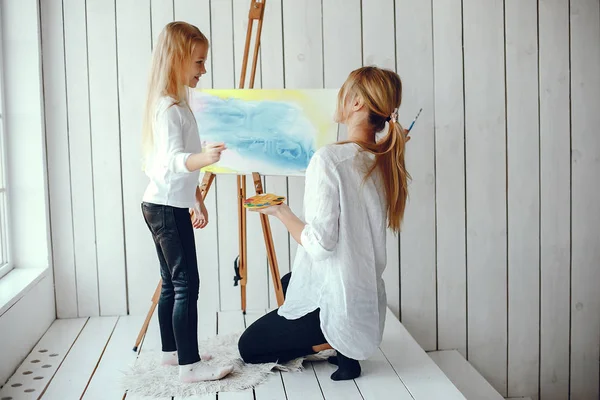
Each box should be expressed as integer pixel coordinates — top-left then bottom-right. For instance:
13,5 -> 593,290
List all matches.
179,361 -> 234,383
161,351 -> 214,366
161,351 -> 178,366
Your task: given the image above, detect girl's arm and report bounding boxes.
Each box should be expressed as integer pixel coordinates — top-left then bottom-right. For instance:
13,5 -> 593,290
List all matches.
191,185 -> 209,229
185,143 -> 226,171
161,105 -> 225,172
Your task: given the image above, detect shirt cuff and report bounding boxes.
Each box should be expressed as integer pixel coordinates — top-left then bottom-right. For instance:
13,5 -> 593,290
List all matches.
300,224 -> 335,262
169,152 -> 192,173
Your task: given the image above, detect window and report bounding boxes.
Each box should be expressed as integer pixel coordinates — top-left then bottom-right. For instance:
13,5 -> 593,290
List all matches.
0,104 -> 8,279
0,18 -> 9,279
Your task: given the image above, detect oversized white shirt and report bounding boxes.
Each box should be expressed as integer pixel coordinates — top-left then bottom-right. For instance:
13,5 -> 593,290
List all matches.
278,142 -> 388,360
143,96 -> 202,208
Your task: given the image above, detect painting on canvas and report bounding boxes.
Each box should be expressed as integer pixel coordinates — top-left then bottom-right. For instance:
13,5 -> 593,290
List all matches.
188,89 -> 340,176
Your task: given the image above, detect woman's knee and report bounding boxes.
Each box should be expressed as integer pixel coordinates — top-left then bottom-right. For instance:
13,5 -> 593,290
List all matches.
238,329 -> 257,363
238,315 -> 273,364
281,272 -> 292,297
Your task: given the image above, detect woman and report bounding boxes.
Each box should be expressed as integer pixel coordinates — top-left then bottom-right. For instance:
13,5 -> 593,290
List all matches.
238,66 -> 411,381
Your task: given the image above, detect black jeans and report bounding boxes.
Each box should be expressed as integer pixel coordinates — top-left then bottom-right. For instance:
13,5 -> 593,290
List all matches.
238,272 -> 327,364
142,202 -> 200,365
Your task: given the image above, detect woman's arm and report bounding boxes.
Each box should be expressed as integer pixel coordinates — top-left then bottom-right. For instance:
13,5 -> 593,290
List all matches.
253,151 -> 340,261
256,203 -> 305,245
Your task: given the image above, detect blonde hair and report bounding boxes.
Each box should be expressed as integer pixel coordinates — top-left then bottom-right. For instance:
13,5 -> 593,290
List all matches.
337,66 -> 410,232
141,21 -> 208,164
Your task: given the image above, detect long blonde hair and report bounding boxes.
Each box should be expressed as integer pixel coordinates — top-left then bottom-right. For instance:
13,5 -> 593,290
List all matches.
141,21 -> 208,164
337,66 -> 410,232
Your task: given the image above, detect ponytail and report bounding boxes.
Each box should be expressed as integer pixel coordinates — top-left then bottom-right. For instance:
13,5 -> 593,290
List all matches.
336,67 -> 410,232
353,120 -> 410,233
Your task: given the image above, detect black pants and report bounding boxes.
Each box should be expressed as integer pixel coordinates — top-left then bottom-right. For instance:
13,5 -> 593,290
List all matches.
142,202 -> 200,365
238,272 -> 327,364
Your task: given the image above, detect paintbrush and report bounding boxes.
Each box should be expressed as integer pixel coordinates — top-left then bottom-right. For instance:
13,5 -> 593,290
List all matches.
406,108 -> 423,133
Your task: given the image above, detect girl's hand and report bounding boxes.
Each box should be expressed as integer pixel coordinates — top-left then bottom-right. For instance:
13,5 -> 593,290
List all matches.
184,143 -> 227,171
190,202 -> 209,229
203,143 -> 226,165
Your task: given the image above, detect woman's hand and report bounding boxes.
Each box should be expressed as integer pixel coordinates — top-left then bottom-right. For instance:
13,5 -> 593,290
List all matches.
402,127 -> 411,143
190,201 -> 209,229
250,203 -> 306,245
250,203 -> 287,217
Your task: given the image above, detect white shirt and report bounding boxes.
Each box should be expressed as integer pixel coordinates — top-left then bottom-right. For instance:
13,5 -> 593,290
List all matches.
143,96 -> 202,208
278,143 -> 388,360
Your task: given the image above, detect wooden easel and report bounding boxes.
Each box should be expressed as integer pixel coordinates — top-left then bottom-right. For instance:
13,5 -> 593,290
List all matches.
133,0 -> 284,352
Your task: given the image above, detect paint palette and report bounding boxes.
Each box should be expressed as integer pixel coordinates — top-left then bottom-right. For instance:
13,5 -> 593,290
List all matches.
243,193 -> 286,209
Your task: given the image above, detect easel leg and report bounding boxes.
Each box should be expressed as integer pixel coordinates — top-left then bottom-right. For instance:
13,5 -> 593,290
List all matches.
238,175 -> 248,313
133,280 -> 161,352
234,1 -> 268,313
249,3 -> 265,88
312,343 -> 333,353
252,173 -> 285,306
199,172 -> 216,199
239,0 -> 265,89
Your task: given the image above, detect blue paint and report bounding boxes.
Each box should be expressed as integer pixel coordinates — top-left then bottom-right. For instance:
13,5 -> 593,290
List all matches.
193,93 -> 317,171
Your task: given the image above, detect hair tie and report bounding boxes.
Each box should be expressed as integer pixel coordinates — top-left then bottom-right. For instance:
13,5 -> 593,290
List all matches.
389,108 -> 398,123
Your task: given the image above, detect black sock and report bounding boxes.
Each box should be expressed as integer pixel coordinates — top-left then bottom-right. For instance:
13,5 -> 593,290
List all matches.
327,356 -> 338,365
330,352 -> 361,381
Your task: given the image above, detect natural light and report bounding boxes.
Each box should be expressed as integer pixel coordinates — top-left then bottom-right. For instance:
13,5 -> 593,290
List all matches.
0,37 -> 8,279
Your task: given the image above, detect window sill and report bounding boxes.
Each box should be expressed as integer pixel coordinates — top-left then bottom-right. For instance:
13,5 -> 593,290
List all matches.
0,267 -> 49,317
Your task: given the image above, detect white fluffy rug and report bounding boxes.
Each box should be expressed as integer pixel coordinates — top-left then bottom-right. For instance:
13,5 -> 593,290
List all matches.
121,332 -> 308,397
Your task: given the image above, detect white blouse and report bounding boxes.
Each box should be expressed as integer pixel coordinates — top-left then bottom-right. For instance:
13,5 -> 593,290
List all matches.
278,142 -> 389,360
143,96 -> 202,208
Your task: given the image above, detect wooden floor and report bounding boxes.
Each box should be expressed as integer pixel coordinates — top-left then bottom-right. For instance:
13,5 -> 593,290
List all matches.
0,307 -> 466,400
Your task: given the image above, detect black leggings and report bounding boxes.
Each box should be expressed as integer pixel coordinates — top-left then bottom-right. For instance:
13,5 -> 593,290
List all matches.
238,273 -> 327,364
141,202 -> 200,366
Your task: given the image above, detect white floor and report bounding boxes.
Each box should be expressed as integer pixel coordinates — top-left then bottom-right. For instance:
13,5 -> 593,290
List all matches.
0,306 -> 467,400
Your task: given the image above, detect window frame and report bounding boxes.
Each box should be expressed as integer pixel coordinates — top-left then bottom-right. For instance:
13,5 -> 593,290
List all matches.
0,9 -> 11,280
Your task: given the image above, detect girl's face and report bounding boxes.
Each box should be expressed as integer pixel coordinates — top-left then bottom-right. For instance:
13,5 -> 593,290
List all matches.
186,43 -> 208,88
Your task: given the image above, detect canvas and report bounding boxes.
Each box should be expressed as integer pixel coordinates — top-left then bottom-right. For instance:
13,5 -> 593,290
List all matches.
189,89 -> 340,176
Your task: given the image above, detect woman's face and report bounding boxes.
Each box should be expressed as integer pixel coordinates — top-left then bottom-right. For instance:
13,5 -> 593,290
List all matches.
334,91 -> 352,124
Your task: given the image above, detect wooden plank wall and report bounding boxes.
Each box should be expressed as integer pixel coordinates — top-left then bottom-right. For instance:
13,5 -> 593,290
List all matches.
37,0 -> 599,398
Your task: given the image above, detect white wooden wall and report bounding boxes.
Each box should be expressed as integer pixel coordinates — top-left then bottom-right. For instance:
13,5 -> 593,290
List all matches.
39,1 -> 599,399
0,0 -> 56,386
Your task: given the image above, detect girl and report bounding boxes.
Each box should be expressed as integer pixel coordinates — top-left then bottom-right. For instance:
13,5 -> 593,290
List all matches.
238,66 -> 410,381
141,21 -> 233,383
